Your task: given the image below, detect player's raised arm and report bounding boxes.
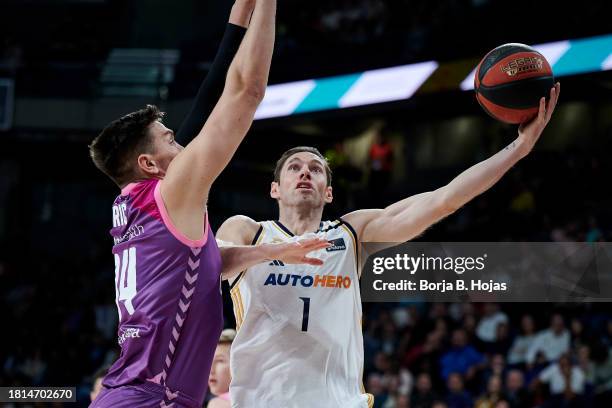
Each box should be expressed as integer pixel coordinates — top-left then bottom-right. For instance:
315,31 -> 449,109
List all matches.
160,0 -> 276,240
344,83 -> 560,243
228,0 -> 256,26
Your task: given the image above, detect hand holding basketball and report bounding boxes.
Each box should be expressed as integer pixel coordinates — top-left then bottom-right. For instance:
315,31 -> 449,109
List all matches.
517,82 -> 560,156
474,43 -> 555,124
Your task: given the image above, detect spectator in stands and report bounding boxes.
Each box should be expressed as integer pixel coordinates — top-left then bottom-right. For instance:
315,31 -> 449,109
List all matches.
592,343 -> 612,407
440,328 -> 485,381
475,375 -> 505,408
508,315 -> 537,366
487,322 -> 512,356
207,329 -> 236,408
367,130 -> 394,203
380,374 -> 401,408
394,364 -> 413,397
373,352 -> 392,376
577,345 -> 595,387
380,321 -> 399,355
504,369 -> 531,408
481,354 -> 507,390
463,314 -> 478,341
476,303 -> 508,344
570,318 -> 588,349
411,372 -> 439,408
367,373 -> 389,407
403,330 -> 443,379
446,372 -> 473,408
535,353 -> 586,407
395,393 -> 410,408
526,314 -> 570,365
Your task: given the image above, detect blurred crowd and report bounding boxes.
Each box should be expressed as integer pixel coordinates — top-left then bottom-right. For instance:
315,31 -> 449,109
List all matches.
362,302 -> 612,408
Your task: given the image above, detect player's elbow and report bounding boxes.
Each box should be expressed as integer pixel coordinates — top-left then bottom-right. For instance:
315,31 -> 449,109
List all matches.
441,199 -> 461,216
240,81 -> 266,103
229,71 -> 267,104
434,188 -> 461,217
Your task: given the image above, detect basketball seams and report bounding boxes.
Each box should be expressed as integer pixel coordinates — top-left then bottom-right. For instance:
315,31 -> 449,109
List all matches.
480,51 -> 552,87
478,75 -> 554,109
477,44 -> 535,83
475,44 -> 553,124
476,94 -> 539,124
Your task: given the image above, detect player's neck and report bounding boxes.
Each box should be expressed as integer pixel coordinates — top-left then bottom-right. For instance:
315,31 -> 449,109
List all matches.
278,206 -> 323,236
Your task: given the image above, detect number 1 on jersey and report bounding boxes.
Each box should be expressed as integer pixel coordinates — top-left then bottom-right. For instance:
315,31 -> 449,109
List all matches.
299,297 -> 310,332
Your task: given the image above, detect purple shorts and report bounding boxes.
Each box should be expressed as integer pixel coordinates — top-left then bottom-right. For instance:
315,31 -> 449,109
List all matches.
90,382 -> 200,408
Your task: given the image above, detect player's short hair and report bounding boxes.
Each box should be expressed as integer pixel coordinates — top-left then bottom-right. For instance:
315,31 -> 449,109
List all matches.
274,146 -> 332,186
89,105 -> 165,186
219,328 -> 236,345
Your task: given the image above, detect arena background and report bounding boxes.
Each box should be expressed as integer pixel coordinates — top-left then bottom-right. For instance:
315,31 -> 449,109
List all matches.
1,0 -> 611,407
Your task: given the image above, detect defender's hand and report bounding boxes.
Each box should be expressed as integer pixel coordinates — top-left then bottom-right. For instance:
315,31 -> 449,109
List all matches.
262,238 -> 331,266
517,82 -> 560,156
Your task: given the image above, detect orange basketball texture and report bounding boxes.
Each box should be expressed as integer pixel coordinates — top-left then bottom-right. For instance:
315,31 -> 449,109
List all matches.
474,43 -> 554,124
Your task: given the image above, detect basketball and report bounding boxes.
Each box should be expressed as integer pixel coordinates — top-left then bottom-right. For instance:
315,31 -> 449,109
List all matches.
474,43 -> 554,124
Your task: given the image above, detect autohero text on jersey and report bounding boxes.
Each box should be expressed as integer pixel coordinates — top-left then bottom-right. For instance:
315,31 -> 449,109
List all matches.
264,273 -> 352,289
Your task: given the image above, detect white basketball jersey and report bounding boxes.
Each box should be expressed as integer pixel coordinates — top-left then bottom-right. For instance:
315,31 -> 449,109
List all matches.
229,220 -> 373,408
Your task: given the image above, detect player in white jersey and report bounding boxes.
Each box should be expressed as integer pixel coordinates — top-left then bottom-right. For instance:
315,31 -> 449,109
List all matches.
226,219 -> 367,407
217,83 -> 560,408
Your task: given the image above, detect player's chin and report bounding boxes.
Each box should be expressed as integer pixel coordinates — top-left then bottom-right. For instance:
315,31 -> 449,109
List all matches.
297,193 -> 322,204
208,383 -> 220,395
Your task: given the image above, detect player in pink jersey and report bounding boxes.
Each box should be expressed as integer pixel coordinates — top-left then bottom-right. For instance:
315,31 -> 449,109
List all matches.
88,1 -> 329,407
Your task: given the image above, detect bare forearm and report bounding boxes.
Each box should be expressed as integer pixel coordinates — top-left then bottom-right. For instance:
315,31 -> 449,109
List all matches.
220,237 -> 329,279
220,244 -> 272,279
441,137 -> 527,211
228,0 -> 276,94
229,0 -> 256,28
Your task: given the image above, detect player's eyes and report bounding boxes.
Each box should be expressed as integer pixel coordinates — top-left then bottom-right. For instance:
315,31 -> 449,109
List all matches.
312,167 -> 322,173
289,164 -> 299,171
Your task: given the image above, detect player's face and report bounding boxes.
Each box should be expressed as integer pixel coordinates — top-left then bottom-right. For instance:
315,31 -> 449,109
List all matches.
270,152 -> 332,208
137,121 -> 183,178
208,343 -> 231,396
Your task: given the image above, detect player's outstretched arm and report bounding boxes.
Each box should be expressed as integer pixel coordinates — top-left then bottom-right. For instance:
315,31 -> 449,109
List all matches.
175,0 -> 255,145
344,83 -> 560,243
218,239 -> 330,280
215,215 -> 330,279
160,0 -> 276,241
